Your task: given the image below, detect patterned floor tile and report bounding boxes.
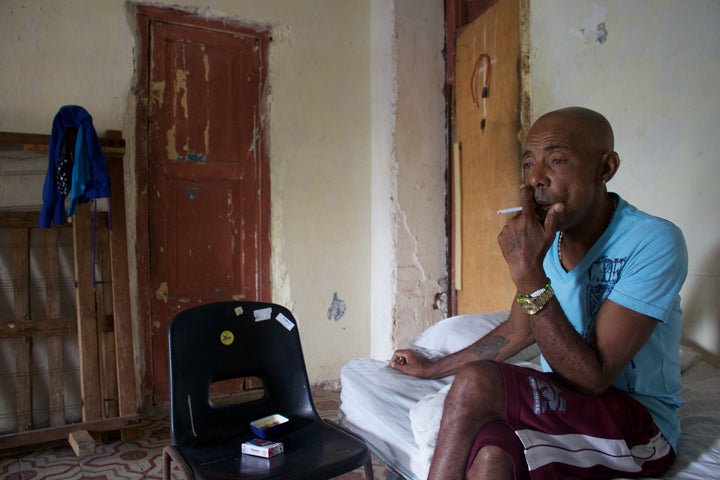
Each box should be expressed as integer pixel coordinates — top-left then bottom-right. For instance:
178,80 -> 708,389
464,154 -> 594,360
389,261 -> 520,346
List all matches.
0,457 -> 20,479
0,389 -> 394,480
15,455 -> 82,480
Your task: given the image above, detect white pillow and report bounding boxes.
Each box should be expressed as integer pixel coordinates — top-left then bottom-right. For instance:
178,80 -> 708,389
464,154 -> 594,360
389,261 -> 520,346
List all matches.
409,311 -> 540,364
679,344 -> 702,372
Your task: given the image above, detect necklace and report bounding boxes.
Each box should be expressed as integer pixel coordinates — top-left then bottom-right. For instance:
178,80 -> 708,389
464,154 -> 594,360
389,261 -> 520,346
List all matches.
558,197 -> 618,268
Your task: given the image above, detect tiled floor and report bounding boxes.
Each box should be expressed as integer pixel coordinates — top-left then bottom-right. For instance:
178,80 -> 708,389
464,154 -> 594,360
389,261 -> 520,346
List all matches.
0,390 -> 398,480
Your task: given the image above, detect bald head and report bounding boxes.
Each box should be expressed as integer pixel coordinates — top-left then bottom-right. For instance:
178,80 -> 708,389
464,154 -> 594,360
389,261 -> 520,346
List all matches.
532,107 -> 615,154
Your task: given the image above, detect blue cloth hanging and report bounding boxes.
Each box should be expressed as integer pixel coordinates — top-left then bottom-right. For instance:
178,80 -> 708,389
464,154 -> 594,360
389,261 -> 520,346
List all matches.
39,105 -> 110,227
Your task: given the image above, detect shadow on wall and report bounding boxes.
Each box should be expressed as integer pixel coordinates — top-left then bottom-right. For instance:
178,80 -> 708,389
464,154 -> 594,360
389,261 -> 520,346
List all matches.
682,242 -> 720,367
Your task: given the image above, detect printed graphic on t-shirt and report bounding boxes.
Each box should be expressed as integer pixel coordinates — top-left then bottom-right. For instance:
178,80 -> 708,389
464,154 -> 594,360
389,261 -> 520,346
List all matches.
586,256 -> 626,317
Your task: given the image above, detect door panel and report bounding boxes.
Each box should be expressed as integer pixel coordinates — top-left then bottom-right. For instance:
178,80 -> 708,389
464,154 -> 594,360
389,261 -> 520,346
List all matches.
145,19 -> 269,402
455,0 -> 523,314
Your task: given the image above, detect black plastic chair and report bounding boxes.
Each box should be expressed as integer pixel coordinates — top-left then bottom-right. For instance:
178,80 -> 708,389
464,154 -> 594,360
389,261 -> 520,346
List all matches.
162,301 -> 373,480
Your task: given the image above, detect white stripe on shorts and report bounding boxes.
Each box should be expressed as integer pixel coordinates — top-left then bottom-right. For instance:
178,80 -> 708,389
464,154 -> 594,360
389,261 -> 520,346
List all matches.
515,429 -> 672,473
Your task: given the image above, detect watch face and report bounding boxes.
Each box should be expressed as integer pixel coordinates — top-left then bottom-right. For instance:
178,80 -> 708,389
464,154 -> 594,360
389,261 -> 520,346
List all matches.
520,298 -> 540,315
517,284 -> 554,315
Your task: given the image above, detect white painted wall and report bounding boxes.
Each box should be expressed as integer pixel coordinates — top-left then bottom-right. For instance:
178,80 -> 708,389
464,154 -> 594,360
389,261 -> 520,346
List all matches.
0,0 -> 447,392
530,0 -> 720,362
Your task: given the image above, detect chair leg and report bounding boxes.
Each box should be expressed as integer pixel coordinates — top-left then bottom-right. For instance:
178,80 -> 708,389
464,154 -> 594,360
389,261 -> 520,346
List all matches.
162,446 -> 172,480
363,458 -> 375,480
163,445 -> 194,480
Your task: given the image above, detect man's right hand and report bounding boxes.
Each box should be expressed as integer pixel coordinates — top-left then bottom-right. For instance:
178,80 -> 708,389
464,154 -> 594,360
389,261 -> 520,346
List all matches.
389,349 -> 437,378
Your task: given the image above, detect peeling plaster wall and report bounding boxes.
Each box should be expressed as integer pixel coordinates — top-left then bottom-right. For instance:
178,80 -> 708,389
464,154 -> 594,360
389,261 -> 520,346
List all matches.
0,0 -> 448,388
531,0 -> 720,362
369,0 -> 397,360
392,0 -> 448,349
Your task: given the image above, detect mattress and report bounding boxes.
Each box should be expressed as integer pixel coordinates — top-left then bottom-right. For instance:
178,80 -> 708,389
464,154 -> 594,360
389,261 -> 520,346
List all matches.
339,353 -> 720,480
339,357 -> 451,479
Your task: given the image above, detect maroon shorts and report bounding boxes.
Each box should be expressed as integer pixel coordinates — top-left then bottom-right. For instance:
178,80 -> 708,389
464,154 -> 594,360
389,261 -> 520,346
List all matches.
466,362 -> 676,480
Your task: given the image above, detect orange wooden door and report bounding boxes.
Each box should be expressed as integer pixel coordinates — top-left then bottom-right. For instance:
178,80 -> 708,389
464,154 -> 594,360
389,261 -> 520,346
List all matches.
141,13 -> 270,402
454,0 -> 526,314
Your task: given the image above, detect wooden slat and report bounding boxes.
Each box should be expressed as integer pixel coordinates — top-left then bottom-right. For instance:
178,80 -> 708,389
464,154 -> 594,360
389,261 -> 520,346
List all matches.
0,131 -> 126,156
47,335 -> 65,427
72,203 -> 102,422
44,227 -> 66,427
107,157 -> 137,420
95,226 -> 119,419
43,229 -> 62,319
0,132 -> 51,146
0,212 -> 44,229
0,319 -> 76,338
0,317 -> 115,338
0,212 -> 107,229
12,228 -> 32,432
0,415 -> 140,450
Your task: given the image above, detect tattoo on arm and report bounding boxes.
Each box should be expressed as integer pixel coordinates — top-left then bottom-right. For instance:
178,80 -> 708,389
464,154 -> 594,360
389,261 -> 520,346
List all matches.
473,335 -> 510,360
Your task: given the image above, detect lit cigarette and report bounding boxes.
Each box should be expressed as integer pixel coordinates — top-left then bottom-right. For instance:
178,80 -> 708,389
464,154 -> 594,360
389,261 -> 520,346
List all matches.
496,206 -> 522,215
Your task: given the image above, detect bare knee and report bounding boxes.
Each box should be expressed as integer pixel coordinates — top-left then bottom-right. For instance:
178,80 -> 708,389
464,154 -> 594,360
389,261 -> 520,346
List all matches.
467,445 -> 514,480
444,361 -> 505,418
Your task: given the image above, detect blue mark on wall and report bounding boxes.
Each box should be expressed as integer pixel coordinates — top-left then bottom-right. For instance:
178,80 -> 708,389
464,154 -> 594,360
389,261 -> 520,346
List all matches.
186,188 -> 197,200
327,292 -> 347,321
570,3 -> 609,45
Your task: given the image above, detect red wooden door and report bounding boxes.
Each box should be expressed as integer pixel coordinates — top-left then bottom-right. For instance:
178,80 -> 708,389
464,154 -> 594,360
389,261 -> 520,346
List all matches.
142,14 -> 270,402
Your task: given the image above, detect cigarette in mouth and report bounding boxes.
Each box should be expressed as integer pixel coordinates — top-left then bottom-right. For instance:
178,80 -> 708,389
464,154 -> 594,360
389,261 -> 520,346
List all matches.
496,206 -> 522,215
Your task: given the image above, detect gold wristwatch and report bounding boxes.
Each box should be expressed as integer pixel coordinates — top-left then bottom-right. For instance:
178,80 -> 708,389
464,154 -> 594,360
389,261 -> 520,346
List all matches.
516,280 -> 554,315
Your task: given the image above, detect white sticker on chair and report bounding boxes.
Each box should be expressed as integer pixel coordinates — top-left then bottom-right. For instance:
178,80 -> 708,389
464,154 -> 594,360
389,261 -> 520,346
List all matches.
275,313 -> 295,331
253,307 -> 272,322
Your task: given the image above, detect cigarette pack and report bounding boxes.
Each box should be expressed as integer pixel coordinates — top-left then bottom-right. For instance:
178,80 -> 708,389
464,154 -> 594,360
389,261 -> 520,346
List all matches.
241,438 -> 284,458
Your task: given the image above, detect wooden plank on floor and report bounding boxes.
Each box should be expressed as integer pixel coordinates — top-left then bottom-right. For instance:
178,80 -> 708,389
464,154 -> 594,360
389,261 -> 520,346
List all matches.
68,430 -> 95,457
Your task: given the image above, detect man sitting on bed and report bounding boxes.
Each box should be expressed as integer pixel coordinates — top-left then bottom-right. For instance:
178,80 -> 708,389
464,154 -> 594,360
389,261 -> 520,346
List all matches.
390,106 -> 688,480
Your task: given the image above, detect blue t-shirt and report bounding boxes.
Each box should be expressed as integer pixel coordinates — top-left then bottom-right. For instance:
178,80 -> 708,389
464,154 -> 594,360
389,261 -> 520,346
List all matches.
540,194 -> 688,450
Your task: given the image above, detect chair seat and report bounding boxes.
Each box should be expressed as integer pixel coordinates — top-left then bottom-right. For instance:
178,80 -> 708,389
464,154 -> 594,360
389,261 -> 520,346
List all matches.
176,421 -> 371,480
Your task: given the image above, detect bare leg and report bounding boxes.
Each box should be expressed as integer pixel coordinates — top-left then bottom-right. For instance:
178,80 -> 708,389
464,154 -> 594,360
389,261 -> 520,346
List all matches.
467,446 -> 514,480
427,361 -> 507,480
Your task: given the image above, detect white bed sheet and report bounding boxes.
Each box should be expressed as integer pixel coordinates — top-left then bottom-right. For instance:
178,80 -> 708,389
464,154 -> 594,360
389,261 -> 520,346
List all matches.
339,358 -> 452,479
339,355 -> 720,480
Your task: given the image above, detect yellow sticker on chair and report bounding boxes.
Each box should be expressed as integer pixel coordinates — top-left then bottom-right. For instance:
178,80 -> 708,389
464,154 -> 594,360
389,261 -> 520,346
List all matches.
220,330 -> 235,346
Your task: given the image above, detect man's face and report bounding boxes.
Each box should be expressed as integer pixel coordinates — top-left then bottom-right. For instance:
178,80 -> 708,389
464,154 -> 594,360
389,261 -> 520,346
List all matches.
520,115 -> 604,230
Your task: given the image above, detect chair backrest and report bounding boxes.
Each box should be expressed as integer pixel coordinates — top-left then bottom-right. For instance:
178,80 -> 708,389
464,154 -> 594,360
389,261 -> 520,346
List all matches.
168,301 -> 318,446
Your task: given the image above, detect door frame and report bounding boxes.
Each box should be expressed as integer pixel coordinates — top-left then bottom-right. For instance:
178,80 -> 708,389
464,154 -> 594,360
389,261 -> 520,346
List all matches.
134,4 -> 272,407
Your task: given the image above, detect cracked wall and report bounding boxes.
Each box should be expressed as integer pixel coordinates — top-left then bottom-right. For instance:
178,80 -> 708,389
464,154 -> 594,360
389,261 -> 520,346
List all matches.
391,0 -> 448,350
